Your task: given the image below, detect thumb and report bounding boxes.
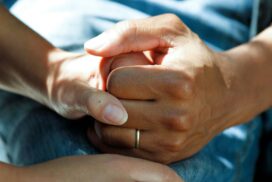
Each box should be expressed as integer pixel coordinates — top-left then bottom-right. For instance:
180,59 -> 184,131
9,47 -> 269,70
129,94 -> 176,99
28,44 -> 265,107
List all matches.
84,14 -> 185,57
65,81 -> 128,125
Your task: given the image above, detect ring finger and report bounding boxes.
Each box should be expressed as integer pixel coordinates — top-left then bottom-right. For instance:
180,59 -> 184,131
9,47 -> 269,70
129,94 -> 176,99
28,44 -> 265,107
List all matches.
90,122 -> 158,153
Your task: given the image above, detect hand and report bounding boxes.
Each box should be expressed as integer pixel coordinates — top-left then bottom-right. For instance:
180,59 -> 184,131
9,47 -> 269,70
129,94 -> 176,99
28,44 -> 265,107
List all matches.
85,14 -> 262,163
46,50 -> 151,125
0,6 -> 151,126
15,155 -> 182,182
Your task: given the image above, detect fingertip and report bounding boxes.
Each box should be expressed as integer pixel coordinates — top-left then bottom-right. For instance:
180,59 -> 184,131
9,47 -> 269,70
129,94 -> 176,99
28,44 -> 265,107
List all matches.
84,89 -> 128,125
102,103 -> 128,125
84,32 -> 105,49
84,41 -> 103,56
94,121 -> 102,139
84,32 -> 120,57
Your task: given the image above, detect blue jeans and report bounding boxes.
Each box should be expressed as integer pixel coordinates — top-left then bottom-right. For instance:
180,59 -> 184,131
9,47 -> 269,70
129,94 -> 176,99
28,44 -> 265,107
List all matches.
0,0 -> 270,181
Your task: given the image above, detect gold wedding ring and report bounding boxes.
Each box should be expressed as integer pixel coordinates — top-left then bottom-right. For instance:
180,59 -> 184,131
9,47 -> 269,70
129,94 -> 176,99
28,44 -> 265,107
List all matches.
135,129 -> 140,149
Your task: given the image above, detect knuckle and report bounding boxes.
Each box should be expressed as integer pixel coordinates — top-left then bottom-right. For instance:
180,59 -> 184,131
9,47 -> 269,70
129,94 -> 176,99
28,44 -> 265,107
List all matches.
167,71 -> 195,99
164,115 -> 185,131
115,20 -> 137,41
163,113 -> 193,131
167,139 -> 184,152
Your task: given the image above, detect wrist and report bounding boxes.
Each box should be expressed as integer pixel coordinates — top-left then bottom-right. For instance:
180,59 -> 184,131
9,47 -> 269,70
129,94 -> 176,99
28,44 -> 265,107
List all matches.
216,42 -> 272,127
0,7 -> 81,109
40,49 -> 81,108
21,48 -> 71,107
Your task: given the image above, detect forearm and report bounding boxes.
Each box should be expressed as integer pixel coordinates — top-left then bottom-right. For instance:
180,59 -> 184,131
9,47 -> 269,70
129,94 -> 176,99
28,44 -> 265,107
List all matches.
0,6 -> 68,105
0,6 -> 129,123
246,26 -> 272,106
218,26 -> 272,126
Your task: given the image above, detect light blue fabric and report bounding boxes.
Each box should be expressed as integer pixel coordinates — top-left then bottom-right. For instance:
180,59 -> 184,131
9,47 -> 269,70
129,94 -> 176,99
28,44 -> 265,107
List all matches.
0,0 -> 269,181
7,0 -> 253,51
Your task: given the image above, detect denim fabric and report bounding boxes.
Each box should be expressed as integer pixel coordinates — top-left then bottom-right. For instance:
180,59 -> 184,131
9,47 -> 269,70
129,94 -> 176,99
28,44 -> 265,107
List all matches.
254,110 -> 272,180
252,0 -> 272,180
0,0 -> 269,181
1,0 -> 15,8
258,0 -> 272,32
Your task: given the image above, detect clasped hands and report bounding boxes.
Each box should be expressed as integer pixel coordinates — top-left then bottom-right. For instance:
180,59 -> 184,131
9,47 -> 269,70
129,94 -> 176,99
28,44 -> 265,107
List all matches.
47,14 -> 248,164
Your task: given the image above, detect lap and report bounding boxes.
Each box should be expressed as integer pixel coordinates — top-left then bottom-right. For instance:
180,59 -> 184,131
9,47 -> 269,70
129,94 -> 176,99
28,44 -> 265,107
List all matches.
0,91 -> 263,182
171,119 -> 262,182
0,1 -> 262,181
0,91 -> 98,165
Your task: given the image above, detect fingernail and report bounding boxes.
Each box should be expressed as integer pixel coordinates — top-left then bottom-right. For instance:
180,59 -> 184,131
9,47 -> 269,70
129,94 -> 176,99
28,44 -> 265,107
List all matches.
94,122 -> 102,139
84,33 -> 106,51
103,104 -> 128,125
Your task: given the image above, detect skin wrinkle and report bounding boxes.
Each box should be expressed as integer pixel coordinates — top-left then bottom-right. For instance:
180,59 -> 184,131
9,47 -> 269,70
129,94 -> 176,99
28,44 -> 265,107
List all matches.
0,6 -> 186,182
84,14 -> 272,165
0,1 -> 272,179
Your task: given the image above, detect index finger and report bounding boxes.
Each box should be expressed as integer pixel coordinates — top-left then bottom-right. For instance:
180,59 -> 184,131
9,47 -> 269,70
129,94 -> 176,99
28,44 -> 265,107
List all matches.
107,65 -> 183,100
